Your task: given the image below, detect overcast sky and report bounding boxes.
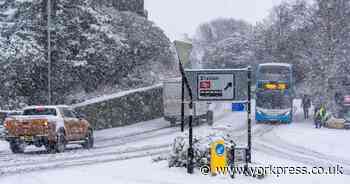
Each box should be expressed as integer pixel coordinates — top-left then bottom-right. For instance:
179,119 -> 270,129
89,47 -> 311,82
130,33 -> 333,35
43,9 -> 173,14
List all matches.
145,0 -> 285,40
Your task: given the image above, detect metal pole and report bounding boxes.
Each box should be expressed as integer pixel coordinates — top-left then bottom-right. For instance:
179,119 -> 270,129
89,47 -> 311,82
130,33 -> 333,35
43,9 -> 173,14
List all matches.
230,142 -> 236,178
47,0 -> 52,105
187,102 -> 194,174
247,67 -> 252,163
175,46 -> 194,174
181,76 -> 185,132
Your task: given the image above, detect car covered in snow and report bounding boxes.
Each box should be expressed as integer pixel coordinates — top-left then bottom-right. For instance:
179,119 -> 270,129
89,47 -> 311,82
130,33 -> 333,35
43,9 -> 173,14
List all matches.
3,105 -> 94,153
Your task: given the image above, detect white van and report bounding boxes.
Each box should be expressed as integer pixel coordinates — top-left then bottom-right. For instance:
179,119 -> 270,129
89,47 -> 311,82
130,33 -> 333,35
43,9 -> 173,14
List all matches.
163,78 -> 213,126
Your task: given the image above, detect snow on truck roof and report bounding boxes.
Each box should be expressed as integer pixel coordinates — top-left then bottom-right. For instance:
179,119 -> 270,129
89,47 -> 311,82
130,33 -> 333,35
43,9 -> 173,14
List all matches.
259,63 -> 292,67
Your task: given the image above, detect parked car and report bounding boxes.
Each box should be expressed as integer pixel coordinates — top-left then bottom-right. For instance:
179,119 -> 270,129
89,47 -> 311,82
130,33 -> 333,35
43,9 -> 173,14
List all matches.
163,78 -> 214,126
3,105 -> 93,153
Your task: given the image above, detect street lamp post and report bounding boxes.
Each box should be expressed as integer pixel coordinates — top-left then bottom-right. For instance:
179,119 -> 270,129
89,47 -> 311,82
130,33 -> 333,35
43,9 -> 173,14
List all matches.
47,0 -> 52,105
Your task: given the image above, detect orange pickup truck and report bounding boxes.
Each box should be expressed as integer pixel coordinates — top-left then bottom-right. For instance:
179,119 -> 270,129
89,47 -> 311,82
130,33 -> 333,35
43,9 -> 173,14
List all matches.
3,105 -> 94,153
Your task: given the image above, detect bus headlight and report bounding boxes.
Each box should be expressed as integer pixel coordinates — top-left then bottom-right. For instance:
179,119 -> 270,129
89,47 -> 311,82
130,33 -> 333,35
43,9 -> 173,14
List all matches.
256,109 -> 263,115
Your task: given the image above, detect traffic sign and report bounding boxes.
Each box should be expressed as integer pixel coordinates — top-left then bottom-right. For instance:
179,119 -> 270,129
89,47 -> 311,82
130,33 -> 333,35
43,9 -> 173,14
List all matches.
197,74 -> 235,100
184,69 -> 247,101
232,103 -> 245,112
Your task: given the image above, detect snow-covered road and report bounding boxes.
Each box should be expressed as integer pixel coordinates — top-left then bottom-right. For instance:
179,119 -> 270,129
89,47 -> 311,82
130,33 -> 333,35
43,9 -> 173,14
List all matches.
0,101 -> 349,184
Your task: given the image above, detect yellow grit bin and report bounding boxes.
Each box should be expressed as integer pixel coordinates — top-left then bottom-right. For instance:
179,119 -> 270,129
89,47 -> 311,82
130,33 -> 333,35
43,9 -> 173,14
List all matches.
210,139 -> 227,175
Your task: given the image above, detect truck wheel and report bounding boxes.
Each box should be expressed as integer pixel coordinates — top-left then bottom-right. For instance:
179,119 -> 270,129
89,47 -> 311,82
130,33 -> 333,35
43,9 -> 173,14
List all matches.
55,130 -> 66,153
206,111 -> 214,126
10,141 -> 25,154
170,118 -> 176,127
45,143 -> 56,153
82,129 -> 94,149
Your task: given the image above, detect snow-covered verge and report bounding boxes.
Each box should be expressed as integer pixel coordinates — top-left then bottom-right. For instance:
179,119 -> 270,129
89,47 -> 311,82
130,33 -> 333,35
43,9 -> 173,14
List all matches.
0,153 -> 348,184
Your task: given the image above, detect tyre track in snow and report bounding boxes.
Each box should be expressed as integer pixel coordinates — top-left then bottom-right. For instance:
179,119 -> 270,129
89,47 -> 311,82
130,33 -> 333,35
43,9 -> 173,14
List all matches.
94,126 -> 177,149
0,104 -> 233,176
0,124 -> 176,161
260,132 -> 350,166
0,146 -> 169,177
95,125 -> 174,143
254,142 -> 350,175
0,115 -> 218,171
0,143 -> 170,170
222,120 -> 350,175
253,124 -> 350,175
0,126 -> 176,170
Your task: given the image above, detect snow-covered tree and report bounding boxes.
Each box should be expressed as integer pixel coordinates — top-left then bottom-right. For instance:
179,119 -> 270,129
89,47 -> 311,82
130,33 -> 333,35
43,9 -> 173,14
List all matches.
0,0 -> 176,108
192,18 -> 254,69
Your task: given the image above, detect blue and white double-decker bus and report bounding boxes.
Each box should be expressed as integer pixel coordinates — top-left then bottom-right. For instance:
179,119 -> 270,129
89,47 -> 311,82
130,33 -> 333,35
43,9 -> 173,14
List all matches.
255,63 -> 294,123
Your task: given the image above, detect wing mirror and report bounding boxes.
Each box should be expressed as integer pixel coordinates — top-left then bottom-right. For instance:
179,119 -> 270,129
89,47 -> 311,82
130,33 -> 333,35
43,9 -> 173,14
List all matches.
76,113 -> 86,120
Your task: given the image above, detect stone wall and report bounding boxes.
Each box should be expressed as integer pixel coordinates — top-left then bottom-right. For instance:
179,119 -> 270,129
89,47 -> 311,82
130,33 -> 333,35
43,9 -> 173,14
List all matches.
74,85 -> 163,130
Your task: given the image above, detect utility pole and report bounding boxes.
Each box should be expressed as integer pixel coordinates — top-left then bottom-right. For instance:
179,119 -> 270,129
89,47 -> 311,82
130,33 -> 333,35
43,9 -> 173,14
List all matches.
47,0 -> 52,105
247,67 -> 252,163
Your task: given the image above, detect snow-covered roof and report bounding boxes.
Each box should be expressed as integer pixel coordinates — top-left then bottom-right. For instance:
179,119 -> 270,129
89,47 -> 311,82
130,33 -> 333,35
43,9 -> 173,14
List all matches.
259,63 -> 292,67
23,105 -> 70,110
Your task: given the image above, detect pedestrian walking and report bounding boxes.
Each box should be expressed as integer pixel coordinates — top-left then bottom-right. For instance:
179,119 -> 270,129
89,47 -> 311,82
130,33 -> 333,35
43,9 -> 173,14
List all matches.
302,94 -> 311,119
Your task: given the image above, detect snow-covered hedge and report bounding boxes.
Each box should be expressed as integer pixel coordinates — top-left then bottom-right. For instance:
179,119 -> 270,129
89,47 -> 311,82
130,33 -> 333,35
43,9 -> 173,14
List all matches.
168,133 -> 235,168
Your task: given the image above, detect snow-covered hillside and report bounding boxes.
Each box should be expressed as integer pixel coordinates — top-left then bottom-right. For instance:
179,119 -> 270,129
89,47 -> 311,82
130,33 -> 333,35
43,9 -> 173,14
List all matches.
0,0 -> 177,108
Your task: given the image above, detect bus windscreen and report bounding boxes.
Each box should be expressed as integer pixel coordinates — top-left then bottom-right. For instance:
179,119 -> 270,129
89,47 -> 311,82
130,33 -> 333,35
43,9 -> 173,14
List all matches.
259,66 -> 291,81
